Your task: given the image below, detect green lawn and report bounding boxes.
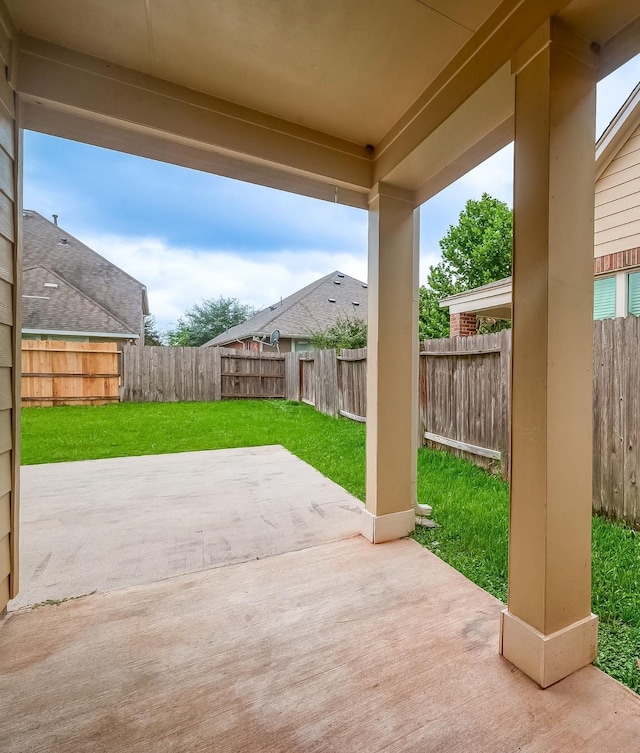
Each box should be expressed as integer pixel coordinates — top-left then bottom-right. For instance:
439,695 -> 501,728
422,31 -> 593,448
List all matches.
22,400 -> 640,693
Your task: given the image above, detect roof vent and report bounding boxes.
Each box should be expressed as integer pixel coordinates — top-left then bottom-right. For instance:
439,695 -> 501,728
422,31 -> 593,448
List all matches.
352,301 -> 360,306
333,280 -> 341,285
328,298 -> 336,303
361,283 -> 368,289
58,238 -> 69,246
337,273 -> 345,278
43,282 -> 59,289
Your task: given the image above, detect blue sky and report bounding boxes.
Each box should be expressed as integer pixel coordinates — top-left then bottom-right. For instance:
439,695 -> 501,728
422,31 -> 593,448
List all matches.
23,54 -> 640,331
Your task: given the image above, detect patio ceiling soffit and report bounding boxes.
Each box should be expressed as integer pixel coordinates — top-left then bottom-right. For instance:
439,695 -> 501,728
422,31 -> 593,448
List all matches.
11,1 -> 640,209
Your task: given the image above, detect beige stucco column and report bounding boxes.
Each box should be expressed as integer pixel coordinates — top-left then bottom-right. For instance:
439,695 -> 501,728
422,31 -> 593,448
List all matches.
361,182 -> 418,543
500,20 -> 599,688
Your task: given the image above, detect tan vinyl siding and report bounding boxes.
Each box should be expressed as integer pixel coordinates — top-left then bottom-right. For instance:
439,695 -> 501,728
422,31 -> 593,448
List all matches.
596,123 -> 640,257
0,234 -> 14,283
0,367 -> 13,411
0,493 -> 9,538
0,411 -> 11,455
0,575 -> 8,609
595,189 -> 640,219
0,532 -> 10,579
0,451 -> 12,499
0,20 -> 18,611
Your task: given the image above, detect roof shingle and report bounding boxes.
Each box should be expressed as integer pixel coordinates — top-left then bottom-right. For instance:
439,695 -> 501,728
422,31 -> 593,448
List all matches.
203,271 -> 368,347
22,210 -> 148,337
22,266 -> 138,336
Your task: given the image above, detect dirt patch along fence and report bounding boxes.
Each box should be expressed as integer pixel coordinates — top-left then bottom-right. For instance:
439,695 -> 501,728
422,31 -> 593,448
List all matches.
285,319 -> 640,528
21,340 -> 120,407
121,345 -> 285,403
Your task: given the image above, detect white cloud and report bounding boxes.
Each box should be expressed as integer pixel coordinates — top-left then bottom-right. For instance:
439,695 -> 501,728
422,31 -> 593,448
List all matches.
84,234 -> 368,331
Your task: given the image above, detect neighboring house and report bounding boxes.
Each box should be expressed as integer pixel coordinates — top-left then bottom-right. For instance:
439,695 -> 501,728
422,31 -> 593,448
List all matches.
203,271 -> 368,352
440,81 -> 640,336
21,210 -> 149,343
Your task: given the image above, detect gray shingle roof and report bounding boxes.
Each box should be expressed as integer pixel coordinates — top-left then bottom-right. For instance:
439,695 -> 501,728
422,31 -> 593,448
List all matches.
203,271 -> 368,347
22,266 -> 138,336
22,210 -> 148,337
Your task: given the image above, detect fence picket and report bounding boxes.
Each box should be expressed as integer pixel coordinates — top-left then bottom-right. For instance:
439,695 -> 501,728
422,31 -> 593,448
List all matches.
120,345 -> 285,403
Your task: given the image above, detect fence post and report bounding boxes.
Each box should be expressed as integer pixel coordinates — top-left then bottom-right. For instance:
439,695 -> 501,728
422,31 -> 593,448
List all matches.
284,352 -> 300,401
212,347 -> 221,402
314,348 -> 339,417
500,328 -> 511,479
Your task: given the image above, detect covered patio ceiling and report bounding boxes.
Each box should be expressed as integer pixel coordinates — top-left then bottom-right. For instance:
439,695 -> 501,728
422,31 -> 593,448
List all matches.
6,1 -> 640,208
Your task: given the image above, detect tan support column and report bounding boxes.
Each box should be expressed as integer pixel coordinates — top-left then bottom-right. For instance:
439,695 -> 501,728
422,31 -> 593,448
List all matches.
362,182 -> 418,543
500,20 -> 599,688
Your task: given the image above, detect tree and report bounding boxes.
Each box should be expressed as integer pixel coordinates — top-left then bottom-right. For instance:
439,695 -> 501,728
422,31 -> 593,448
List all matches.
144,315 -> 164,346
308,314 -> 367,351
419,193 -> 513,339
167,296 -> 257,347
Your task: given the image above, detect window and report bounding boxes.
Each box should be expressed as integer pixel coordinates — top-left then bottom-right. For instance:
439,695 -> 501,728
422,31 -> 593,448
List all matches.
593,277 -> 616,320
628,272 -> 640,317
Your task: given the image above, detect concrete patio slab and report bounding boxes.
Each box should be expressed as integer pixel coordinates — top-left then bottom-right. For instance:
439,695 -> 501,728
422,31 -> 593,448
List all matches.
2,536 -> 639,752
10,446 -> 362,609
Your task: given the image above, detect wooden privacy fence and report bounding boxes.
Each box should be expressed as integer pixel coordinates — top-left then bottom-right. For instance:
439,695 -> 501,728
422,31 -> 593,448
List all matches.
286,347 -> 367,421
220,349 -> 285,399
21,340 -> 120,407
121,345 -> 285,403
285,336 -> 508,471
420,331 -> 510,474
592,317 -> 640,526
285,319 -> 640,528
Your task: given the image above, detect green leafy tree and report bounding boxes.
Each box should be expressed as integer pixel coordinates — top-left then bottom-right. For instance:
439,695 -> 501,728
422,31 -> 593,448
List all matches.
144,315 -> 165,346
167,296 -> 257,347
308,315 -> 367,351
419,193 -> 513,339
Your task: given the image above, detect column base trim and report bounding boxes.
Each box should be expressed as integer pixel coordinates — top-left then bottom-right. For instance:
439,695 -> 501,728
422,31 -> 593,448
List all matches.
360,508 -> 415,544
499,609 -> 598,688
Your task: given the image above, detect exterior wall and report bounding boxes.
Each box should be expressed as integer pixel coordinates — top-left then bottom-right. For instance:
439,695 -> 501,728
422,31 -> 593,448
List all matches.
594,247 -> 640,274
450,312 -> 477,337
228,337 -> 292,353
595,122 -> 640,257
594,250 -> 640,319
0,18 -> 20,614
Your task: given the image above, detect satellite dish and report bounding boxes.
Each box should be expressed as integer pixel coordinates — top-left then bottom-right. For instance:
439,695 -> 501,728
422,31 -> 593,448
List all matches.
269,329 -> 280,346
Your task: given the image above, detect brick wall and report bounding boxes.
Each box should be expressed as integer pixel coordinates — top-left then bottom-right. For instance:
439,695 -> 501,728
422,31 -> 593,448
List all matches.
450,312 -> 477,337
594,247 -> 640,275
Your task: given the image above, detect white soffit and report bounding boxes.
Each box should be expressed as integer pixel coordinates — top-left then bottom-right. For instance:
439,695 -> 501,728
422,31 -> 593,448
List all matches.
5,0 -> 506,145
